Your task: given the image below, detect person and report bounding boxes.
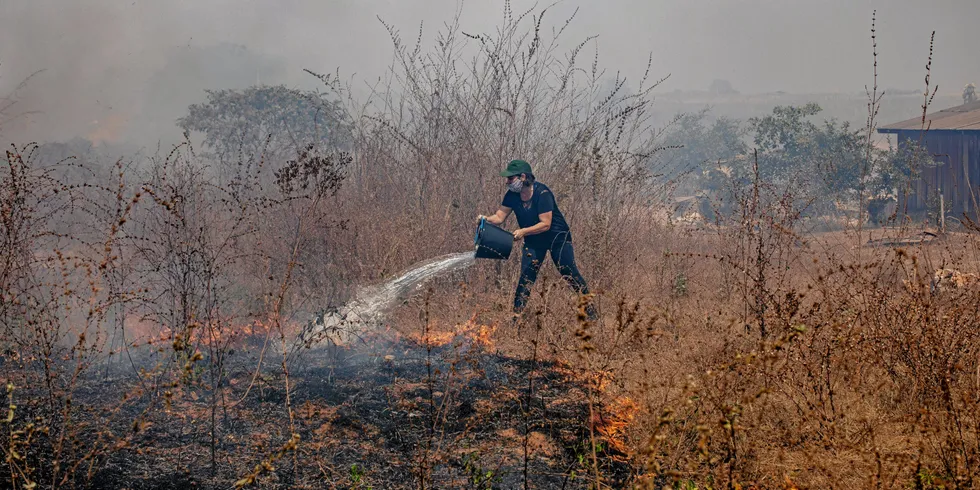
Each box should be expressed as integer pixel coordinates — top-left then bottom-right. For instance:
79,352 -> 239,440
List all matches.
478,159 -> 599,323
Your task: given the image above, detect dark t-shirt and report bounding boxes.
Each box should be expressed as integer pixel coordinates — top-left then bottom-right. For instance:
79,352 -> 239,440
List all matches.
501,182 -> 570,246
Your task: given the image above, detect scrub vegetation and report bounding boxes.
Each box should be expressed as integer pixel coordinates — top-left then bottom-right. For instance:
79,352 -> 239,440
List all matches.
1,4 -> 978,488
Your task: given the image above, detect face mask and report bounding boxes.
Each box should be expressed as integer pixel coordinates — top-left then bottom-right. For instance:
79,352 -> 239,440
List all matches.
507,178 -> 524,193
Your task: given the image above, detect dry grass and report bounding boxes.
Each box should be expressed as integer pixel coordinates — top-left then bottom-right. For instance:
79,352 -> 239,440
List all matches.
2,3 -> 979,489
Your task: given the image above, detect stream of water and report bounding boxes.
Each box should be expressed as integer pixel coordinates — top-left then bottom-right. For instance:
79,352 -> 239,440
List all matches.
297,251 -> 477,347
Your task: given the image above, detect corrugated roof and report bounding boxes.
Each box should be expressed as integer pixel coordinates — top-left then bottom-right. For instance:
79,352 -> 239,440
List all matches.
878,101 -> 980,132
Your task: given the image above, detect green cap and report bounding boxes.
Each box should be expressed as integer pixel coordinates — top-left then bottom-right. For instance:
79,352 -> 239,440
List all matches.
500,159 -> 532,177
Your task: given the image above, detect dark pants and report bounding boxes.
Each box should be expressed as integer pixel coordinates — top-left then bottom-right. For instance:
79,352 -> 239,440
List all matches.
514,233 -> 598,320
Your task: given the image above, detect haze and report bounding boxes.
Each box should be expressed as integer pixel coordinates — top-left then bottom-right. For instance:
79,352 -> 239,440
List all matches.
0,0 -> 974,145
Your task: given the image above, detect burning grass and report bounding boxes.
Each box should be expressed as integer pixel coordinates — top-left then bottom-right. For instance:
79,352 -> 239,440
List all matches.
4,4 -> 980,488
18,326 -> 634,489
4,193 -> 980,488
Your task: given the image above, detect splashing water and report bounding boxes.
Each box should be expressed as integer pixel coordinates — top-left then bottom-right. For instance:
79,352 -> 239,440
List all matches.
351,251 -> 477,319
297,251 -> 477,347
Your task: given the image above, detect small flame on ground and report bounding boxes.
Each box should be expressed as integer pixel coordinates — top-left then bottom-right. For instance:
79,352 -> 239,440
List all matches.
404,315 -> 496,350
593,396 -> 639,458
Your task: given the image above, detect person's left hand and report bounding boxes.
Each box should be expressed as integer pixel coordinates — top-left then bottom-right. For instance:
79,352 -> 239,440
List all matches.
513,228 -> 527,241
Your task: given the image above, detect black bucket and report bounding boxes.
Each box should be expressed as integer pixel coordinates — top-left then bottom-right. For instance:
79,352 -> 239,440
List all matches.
474,217 -> 514,260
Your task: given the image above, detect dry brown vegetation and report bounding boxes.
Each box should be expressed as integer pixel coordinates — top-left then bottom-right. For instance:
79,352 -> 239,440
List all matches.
2,4 -> 979,489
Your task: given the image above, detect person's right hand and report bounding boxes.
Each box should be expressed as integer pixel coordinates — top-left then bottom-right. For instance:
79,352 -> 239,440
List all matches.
476,214 -> 486,223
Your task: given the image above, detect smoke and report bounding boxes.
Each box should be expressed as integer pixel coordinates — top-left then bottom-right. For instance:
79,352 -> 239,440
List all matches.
0,0 -> 975,146
0,1 -> 295,146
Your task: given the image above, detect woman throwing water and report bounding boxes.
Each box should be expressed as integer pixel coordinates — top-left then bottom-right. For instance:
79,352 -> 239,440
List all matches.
478,159 -> 599,322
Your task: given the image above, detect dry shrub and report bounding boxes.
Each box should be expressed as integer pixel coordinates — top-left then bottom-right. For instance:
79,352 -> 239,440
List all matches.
0,132 -> 346,487
1,144 -> 143,487
310,3 -> 675,293
4,4 -> 980,489
632,234 -> 980,488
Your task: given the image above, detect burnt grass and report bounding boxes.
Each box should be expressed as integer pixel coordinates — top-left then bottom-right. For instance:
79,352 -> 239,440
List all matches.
74,335 -> 633,489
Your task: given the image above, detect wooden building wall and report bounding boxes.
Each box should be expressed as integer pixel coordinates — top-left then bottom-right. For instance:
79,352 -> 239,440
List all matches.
895,130 -> 980,217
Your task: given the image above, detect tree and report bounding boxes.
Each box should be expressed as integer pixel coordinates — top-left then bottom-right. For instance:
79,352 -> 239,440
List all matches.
866,138 -> 938,222
177,85 -> 352,163
747,103 -> 865,201
660,108 -> 748,192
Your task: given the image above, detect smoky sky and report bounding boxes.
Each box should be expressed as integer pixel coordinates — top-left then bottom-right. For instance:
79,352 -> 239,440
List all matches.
0,0 -> 974,145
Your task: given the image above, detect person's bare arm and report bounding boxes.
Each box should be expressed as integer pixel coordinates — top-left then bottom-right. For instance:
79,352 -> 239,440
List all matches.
513,211 -> 552,241
479,206 -> 512,225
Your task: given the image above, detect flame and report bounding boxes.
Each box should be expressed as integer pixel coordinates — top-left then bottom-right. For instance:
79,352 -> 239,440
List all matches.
405,314 -> 497,350
592,395 -> 639,457
413,330 -> 456,347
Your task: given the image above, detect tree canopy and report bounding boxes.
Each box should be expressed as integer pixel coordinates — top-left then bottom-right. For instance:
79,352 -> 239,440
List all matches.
659,108 -> 748,193
178,85 -> 352,163
746,103 -> 867,200
666,103 -> 936,221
